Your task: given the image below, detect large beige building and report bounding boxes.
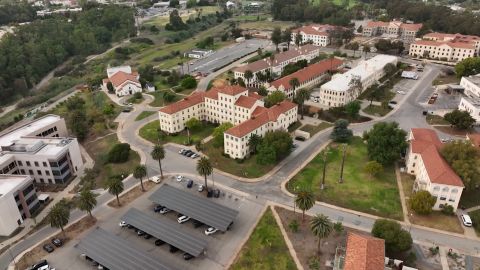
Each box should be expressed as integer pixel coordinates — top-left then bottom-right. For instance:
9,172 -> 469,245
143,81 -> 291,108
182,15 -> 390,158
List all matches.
362,20 -> 423,42
406,129 -> 464,211
408,40 -> 476,63
158,85 -> 298,159
0,175 -> 39,236
0,115 -> 84,185
319,55 -> 398,107
233,44 -> 320,88
290,24 -> 337,47
423,32 -> 480,55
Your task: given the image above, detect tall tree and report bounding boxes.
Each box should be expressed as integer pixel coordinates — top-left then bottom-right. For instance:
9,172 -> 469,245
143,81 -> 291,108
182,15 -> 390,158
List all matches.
49,200 -> 70,238
151,144 -> 166,179
289,77 -> 300,98
77,189 -> 97,218
107,177 -> 124,206
196,157 -> 213,194
363,44 -> 371,57
133,165 -> 147,192
347,76 -> 363,101
455,57 -> 480,78
347,42 -> 359,57
441,141 -> 480,189
282,28 -> 292,50
444,109 -> 475,130
295,186 -> 315,222
409,190 -> 436,215
344,101 -> 361,119
295,32 -> 303,46
330,119 -> 352,143
363,122 -> 407,165
185,117 -> 201,143
271,27 -> 282,51
244,70 -> 253,86
372,219 -> 412,253
248,134 -> 262,154
212,122 -> 234,147
265,90 -> 286,107
310,214 -> 333,254
295,88 -> 310,120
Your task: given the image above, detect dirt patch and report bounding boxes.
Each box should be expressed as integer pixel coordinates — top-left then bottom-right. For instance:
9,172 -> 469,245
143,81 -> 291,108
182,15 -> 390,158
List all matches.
433,126 -> 470,136
212,78 -> 228,87
107,180 -> 156,208
15,216 -> 97,270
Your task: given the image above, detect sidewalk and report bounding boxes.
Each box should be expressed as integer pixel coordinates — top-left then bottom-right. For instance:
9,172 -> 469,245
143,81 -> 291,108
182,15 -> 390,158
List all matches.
395,164 -> 411,224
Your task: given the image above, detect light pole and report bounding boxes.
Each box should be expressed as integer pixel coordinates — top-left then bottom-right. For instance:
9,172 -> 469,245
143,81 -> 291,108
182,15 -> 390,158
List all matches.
339,144 -> 347,184
321,147 -> 330,190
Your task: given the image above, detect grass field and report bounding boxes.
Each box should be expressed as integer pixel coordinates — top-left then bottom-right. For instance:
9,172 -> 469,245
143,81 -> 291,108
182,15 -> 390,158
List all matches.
363,105 -> 392,117
139,120 -> 215,145
288,137 -> 403,220
230,207 -> 297,270
149,90 -> 182,107
135,111 -> 156,121
460,189 -> 480,209
426,114 -> 449,125
142,6 -> 221,27
202,140 -> 276,178
298,122 -> 333,137
237,20 -> 295,30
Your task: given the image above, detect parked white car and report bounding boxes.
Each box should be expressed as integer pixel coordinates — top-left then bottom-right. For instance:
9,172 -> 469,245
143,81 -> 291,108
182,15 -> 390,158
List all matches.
177,215 -> 191,224
461,214 -> 473,227
150,176 -> 161,184
205,227 -> 218,236
197,184 -> 204,192
176,175 -> 183,182
119,221 -> 127,227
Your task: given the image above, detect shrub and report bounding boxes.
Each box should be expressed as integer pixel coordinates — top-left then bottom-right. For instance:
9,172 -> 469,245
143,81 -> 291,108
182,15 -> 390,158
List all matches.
288,219 -> 299,233
409,190 -> 435,215
133,92 -> 142,99
333,221 -> 344,234
107,143 -> 131,163
441,204 -> 454,216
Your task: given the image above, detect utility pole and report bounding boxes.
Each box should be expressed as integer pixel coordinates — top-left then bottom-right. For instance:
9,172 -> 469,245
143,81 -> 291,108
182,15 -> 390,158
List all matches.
321,147 -> 329,190
339,144 -> 347,183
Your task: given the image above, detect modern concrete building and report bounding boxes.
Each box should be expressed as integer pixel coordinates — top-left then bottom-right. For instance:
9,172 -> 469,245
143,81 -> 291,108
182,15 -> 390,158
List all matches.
406,128 -> 464,211
458,74 -> 480,123
319,54 -> 398,107
158,85 -> 298,159
0,115 -> 84,185
362,20 -> 423,42
102,65 -> 142,97
233,44 -> 320,87
0,174 -> 39,236
290,24 -> 338,47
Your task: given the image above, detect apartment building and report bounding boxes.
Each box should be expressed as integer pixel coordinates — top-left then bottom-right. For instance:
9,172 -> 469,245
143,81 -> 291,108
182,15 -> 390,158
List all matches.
290,24 -> 337,47
406,128 -> 464,211
362,20 -> 423,42
319,55 -> 398,108
408,40 -> 476,63
0,175 -> 39,236
266,58 -> 344,98
102,65 -> 142,97
233,44 -> 320,88
223,100 -> 297,159
423,32 -> 480,54
458,73 -> 480,123
0,115 -> 84,185
158,85 -> 298,159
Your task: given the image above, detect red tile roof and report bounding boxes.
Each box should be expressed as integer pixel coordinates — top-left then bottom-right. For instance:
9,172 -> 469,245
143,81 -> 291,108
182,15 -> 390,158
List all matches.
424,32 -> 480,43
234,59 -> 271,73
410,128 -> 464,187
412,40 -> 475,49
158,92 -> 205,114
234,95 -> 258,108
205,85 -> 248,100
108,71 -> 140,87
366,21 -> 388,28
401,23 -> 423,31
270,58 -> 343,90
225,100 -> 297,138
344,232 -> 385,270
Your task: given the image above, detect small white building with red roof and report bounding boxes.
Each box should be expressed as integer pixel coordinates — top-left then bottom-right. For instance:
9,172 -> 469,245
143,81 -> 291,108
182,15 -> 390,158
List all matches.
406,128 -> 464,210
102,65 -> 142,97
290,24 -> 338,47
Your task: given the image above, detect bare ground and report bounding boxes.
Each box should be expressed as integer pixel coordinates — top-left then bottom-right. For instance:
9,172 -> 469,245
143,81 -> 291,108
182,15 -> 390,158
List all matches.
107,181 -> 156,208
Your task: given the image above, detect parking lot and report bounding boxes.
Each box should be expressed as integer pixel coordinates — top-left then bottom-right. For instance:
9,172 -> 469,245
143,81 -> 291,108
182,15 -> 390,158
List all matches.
182,39 -> 270,75
41,177 -> 265,270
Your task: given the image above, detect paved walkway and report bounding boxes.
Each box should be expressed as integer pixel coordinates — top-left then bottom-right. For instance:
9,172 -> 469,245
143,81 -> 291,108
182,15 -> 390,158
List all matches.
395,164 -> 411,224
439,246 -> 451,270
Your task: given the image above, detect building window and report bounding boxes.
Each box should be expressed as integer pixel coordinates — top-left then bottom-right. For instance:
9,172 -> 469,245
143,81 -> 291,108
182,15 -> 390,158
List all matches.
34,162 -> 39,167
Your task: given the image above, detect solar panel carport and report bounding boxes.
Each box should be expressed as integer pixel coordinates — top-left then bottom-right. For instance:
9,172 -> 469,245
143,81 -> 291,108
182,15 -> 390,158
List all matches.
75,227 -> 177,270
121,208 -> 207,257
149,184 -> 239,232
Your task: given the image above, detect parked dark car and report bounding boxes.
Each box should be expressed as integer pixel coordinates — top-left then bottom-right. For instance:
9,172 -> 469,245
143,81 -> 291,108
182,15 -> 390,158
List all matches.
144,234 -> 152,239
51,238 -> 63,247
183,253 -> 194,260
43,244 -> 54,253
186,151 -> 195,157
155,239 -> 165,246
213,189 -> 220,198
192,220 -> 203,228
169,245 -> 179,253
137,230 -> 145,236
154,204 -> 163,212
187,179 -> 193,188
183,150 -> 193,156
127,224 -> 134,229
294,136 -> 306,141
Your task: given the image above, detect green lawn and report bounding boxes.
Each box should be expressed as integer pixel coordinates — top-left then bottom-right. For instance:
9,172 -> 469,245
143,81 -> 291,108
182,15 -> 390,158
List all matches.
426,114 -> 449,125
149,90 -> 182,107
139,120 -> 215,145
84,134 -> 140,188
363,105 -> 392,117
127,95 -> 144,104
298,122 -> 333,137
288,137 -> 403,220
135,111 -> 156,121
203,140 -> 276,178
237,20 -> 295,30
287,121 -> 302,132
143,6 -> 220,27
230,208 -> 297,270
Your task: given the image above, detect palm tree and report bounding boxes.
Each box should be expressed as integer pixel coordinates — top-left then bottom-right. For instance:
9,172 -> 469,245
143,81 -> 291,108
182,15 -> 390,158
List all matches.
196,157 -> 213,194
150,144 -> 165,179
363,44 -> 371,58
310,214 -> 333,254
295,186 -> 315,222
107,177 -> 124,206
49,200 -> 70,238
244,70 -> 253,87
133,165 -> 147,192
248,134 -> 262,154
295,88 -> 310,120
77,189 -> 97,218
289,77 -> 300,98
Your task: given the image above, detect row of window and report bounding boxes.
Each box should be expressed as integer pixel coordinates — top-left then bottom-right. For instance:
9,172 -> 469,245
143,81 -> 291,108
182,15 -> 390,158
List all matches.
17,160 -> 48,167
35,126 -> 58,137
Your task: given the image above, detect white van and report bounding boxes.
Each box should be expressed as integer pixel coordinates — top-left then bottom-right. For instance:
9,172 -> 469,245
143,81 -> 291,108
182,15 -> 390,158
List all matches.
461,214 -> 473,227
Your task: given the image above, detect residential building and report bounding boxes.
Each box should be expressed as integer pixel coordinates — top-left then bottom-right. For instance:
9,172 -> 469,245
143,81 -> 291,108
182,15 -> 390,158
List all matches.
423,32 -> 480,55
362,20 -> 423,42
458,74 -> 480,123
0,174 -> 39,236
0,115 -> 84,185
266,58 -> 344,98
290,24 -> 338,47
158,85 -> 298,159
408,40 -> 476,63
319,54 -> 398,107
233,44 -> 320,88
102,65 -> 142,97
406,128 -> 464,210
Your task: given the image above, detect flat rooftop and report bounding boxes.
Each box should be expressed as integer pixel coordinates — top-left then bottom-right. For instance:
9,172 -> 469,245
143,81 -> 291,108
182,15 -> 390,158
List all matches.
0,115 -> 61,147
464,74 -> 480,87
0,175 -> 30,197
76,227 -> 178,270
149,184 -> 239,232
121,208 -> 207,257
